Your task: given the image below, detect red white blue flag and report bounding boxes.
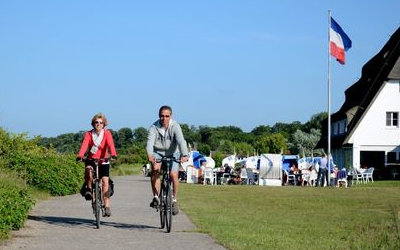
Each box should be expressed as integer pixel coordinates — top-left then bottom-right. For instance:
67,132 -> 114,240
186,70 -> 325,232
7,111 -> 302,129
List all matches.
330,17 -> 352,64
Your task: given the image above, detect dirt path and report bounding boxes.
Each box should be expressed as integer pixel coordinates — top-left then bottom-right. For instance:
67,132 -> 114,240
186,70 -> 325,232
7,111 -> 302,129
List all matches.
1,175 -> 225,250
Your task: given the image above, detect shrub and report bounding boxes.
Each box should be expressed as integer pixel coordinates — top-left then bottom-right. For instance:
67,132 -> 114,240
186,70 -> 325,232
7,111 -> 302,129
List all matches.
0,128 -> 82,196
7,151 -> 82,196
0,168 -> 34,239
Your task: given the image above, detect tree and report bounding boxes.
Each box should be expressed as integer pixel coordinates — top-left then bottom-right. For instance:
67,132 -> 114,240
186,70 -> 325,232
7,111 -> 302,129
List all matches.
132,127 -> 148,145
250,125 -> 272,136
233,142 -> 254,158
303,112 -> 328,132
255,133 -> 287,154
180,124 -> 200,146
197,143 -> 211,156
117,128 -> 133,148
291,128 -> 321,157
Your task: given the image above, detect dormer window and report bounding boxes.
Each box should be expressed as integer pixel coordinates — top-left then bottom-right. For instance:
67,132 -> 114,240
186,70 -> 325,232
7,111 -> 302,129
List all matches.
386,112 -> 399,127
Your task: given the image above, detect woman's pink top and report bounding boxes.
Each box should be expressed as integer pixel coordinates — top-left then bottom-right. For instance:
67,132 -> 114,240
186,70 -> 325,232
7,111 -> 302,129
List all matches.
77,128 -> 117,159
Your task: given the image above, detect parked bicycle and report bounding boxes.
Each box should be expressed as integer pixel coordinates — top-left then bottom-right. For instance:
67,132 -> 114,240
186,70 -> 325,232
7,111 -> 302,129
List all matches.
79,157 -> 111,229
154,154 -> 180,233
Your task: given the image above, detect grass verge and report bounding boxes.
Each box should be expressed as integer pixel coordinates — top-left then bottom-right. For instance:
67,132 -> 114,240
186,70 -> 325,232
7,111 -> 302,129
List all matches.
111,163 -> 143,176
179,181 -> 400,250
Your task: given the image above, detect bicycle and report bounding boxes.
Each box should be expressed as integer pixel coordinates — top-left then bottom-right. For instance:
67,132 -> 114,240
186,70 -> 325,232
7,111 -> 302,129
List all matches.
154,154 -> 180,233
80,157 -> 110,229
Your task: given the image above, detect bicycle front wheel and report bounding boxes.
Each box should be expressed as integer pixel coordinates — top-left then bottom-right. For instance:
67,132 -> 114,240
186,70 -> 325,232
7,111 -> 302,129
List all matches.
94,181 -> 101,229
165,181 -> 173,233
159,185 -> 165,229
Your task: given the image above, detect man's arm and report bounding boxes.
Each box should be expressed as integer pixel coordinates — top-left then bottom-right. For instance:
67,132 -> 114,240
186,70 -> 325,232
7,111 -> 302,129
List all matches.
174,124 -> 189,157
146,126 -> 156,164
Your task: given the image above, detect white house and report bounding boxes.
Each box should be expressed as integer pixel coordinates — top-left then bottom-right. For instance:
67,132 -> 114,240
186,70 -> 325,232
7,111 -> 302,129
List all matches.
317,26 -> 400,179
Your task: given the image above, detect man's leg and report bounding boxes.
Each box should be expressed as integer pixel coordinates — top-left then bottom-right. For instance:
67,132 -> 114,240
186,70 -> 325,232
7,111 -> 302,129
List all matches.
321,169 -> 326,187
316,171 -> 321,187
170,161 -> 180,215
150,162 -> 161,207
170,171 -> 179,199
151,170 -> 160,195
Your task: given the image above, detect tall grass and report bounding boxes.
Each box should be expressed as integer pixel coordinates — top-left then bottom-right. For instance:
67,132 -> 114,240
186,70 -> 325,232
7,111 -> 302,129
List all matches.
179,182 -> 400,250
111,163 -> 142,176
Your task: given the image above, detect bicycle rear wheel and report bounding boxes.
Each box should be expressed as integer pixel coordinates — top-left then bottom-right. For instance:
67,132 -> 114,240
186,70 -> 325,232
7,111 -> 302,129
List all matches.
165,181 -> 173,233
94,181 -> 101,229
159,185 -> 165,229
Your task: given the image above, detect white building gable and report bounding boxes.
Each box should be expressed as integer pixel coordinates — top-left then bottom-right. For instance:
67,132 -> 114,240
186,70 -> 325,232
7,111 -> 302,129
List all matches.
346,80 -> 400,169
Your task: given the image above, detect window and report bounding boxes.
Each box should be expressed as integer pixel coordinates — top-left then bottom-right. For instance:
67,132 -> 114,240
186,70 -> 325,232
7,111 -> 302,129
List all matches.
332,120 -> 346,135
386,112 -> 399,127
387,152 -> 398,163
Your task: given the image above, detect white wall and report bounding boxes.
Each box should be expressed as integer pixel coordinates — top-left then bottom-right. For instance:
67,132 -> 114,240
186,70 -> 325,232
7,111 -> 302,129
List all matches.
348,81 -> 400,168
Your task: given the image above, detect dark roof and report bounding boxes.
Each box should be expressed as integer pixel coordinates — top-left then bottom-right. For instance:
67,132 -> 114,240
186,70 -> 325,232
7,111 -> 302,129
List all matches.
316,26 -> 400,150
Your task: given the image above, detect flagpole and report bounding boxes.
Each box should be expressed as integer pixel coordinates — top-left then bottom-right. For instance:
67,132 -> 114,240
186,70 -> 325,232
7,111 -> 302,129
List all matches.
327,10 -> 332,187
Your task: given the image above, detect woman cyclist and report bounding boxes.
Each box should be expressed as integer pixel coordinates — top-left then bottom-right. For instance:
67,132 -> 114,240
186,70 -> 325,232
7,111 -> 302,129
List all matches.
76,113 -> 117,217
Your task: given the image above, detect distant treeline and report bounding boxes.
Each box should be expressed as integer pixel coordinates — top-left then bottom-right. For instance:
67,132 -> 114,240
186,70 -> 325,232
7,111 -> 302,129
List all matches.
37,112 -> 327,167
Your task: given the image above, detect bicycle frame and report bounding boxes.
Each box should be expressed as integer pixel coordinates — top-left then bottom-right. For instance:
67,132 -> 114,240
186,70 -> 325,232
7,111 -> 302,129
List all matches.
92,159 -> 104,229
155,155 -> 179,233
82,157 -> 109,229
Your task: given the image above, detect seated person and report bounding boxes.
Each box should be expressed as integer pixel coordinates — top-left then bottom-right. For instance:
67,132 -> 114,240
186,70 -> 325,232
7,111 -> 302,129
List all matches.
228,169 -> 241,185
282,162 -> 290,185
289,163 -> 301,185
289,163 -> 299,174
197,160 -> 207,184
224,164 -> 232,174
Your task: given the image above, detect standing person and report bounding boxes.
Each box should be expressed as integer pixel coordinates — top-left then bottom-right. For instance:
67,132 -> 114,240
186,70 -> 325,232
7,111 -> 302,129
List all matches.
146,105 -> 189,215
317,154 -> 328,187
76,113 -> 117,217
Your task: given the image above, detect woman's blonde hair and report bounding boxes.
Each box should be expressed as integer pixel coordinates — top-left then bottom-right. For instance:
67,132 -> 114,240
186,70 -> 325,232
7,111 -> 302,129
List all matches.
91,113 -> 108,127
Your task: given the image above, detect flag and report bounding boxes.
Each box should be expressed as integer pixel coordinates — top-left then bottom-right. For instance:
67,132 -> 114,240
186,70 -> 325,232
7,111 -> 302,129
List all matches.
330,17 -> 352,64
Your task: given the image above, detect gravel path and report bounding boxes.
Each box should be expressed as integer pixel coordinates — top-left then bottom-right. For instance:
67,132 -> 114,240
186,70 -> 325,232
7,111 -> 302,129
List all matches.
1,175 -> 225,250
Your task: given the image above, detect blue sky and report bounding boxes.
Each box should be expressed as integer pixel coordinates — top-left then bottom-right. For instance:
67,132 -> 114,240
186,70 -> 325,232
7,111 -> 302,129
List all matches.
1,1 -> 399,137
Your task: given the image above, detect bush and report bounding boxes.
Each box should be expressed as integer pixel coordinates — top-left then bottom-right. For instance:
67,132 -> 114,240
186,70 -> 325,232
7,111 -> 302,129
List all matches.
0,128 -> 82,196
0,169 -> 34,239
7,151 -> 82,196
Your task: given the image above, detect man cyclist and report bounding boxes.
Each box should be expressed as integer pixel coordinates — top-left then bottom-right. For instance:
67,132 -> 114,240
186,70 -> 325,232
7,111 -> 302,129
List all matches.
76,113 -> 117,217
146,105 -> 189,215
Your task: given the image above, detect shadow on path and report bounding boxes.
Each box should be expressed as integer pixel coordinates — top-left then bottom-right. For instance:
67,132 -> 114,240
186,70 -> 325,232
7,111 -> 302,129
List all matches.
28,215 -> 158,231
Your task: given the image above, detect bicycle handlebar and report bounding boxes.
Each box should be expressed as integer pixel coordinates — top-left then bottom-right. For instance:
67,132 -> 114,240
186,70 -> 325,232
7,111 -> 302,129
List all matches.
154,154 -> 182,163
155,158 -> 181,163
78,157 -> 115,163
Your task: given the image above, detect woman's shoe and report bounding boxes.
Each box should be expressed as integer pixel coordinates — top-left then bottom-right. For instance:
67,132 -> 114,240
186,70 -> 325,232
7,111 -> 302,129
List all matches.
104,207 -> 111,217
84,191 -> 92,201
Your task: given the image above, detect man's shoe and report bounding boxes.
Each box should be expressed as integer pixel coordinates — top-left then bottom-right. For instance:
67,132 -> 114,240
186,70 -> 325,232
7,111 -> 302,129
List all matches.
84,191 -> 92,201
172,200 -> 179,215
104,207 -> 111,217
150,196 -> 159,208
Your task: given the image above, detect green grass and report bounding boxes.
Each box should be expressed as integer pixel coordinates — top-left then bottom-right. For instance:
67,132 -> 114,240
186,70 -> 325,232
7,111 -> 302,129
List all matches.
111,163 -> 142,176
179,181 -> 400,250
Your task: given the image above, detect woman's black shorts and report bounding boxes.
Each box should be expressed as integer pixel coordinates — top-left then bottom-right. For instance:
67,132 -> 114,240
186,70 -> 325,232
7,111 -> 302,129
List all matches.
85,159 -> 110,178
